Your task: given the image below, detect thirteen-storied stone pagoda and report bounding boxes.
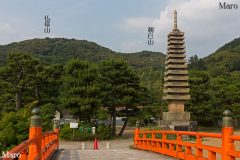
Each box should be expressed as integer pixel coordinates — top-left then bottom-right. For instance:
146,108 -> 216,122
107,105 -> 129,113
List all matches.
160,10 -> 197,131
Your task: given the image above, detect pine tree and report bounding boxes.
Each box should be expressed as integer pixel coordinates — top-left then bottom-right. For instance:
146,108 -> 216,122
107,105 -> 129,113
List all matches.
60,60 -> 100,122
0,52 -> 39,110
100,59 -> 146,136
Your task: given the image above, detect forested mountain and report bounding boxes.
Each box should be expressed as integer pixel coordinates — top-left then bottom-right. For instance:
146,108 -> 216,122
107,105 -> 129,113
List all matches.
187,37 -> 240,125
0,38 -> 165,70
216,37 -> 240,52
188,37 -> 240,74
1,37 -> 240,72
203,37 -> 240,75
1,36 -> 240,151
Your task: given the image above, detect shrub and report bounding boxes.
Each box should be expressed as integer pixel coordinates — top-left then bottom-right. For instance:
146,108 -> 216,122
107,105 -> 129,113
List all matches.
59,124 -> 73,140
97,124 -> 111,140
0,104 -> 32,151
60,124 -> 112,141
60,124 -> 95,141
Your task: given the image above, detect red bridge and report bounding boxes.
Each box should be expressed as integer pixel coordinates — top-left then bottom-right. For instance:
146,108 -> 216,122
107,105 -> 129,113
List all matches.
3,109 -> 240,160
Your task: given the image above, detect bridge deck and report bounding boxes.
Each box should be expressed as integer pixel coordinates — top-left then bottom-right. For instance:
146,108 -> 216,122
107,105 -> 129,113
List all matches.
52,140 -> 176,160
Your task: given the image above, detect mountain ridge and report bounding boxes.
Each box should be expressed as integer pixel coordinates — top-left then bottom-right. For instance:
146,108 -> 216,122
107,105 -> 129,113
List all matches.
1,37 -> 240,72
0,37 -> 166,70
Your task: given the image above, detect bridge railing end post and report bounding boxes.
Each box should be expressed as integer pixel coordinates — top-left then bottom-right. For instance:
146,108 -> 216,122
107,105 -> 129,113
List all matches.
53,120 -> 60,150
222,110 -> 235,160
29,107 -> 42,160
134,120 -> 140,147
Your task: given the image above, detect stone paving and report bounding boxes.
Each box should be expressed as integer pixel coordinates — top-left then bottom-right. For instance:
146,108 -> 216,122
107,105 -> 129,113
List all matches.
53,149 -> 175,160
52,140 -> 176,160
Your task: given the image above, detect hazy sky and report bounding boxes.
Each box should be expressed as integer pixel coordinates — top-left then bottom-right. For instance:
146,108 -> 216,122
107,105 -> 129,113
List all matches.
0,0 -> 240,57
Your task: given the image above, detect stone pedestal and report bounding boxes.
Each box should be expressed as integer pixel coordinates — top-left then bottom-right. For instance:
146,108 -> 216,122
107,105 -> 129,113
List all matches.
160,109 -> 197,131
162,112 -> 190,121
158,120 -> 197,132
160,103 -> 197,132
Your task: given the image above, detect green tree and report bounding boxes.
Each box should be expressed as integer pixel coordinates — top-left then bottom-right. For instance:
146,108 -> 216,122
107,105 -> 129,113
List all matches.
0,53 -> 40,110
139,68 -> 164,121
60,60 -> 100,122
100,59 -> 146,136
188,55 -> 206,70
37,64 -> 64,105
187,70 -> 212,125
0,101 -> 37,151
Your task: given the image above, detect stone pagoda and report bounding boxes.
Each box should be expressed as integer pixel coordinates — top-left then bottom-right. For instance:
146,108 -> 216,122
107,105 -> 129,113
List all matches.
160,10 -> 197,131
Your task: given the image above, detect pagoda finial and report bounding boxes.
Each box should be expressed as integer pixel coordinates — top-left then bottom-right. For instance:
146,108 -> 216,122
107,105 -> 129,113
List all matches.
174,10 -> 177,29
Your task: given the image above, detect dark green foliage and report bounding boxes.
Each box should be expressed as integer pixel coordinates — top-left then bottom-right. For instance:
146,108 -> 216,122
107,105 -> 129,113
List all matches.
59,124 -> 72,140
0,102 -> 36,151
100,59 -> 143,107
37,64 -> 64,105
97,124 -> 111,139
0,52 -> 40,110
1,35 -> 240,149
187,71 -> 212,124
60,124 -> 110,141
60,60 -> 101,121
205,38 -> 240,75
216,37 -> 240,52
186,37 -> 240,125
60,124 -> 95,141
121,51 -> 165,70
99,59 -> 146,136
0,38 -> 166,70
188,55 -> 207,70
40,103 -> 58,131
187,69 -> 240,125
138,68 -> 164,122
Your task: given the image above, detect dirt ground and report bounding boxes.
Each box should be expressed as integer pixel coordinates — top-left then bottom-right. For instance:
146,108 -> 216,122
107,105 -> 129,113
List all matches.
200,130 -> 240,160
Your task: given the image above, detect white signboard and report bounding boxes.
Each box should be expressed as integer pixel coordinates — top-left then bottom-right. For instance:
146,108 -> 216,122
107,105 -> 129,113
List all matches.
70,123 -> 78,128
92,127 -> 96,135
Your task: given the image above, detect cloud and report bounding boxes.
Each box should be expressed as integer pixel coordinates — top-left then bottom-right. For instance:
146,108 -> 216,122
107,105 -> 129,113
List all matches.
120,40 -> 143,52
0,23 -> 17,44
117,0 -> 240,57
155,0 -> 240,57
0,21 -> 43,45
116,17 -> 155,32
0,23 -> 16,35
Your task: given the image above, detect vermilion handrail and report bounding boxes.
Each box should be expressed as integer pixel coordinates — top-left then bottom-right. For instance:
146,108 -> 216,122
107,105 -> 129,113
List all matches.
3,137 -> 38,160
134,110 -> 240,160
41,130 -> 59,160
2,130 -> 59,160
2,108 -> 60,160
134,129 -> 235,160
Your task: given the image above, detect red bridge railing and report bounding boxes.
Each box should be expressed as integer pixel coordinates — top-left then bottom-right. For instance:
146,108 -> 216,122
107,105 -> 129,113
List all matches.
2,108 -> 59,160
134,110 -> 240,160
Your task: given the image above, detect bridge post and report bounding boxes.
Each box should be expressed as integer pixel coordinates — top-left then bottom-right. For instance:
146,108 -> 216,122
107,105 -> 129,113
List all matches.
28,108 -> 42,160
134,120 -> 140,148
222,110 -> 235,160
53,119 -> 60,150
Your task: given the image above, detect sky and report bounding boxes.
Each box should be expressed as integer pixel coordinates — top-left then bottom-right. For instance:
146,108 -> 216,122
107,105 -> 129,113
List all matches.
0,0 -> 240,57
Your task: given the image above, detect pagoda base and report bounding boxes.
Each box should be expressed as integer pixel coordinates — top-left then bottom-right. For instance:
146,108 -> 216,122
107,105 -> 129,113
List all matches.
158,120 -> 198,132
162,111 -> 190,121
160,111 -> 197,132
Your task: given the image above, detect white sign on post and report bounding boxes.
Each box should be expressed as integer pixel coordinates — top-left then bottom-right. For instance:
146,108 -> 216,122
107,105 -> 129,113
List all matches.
92,127 -> 96,135
70,123 -> 78,128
